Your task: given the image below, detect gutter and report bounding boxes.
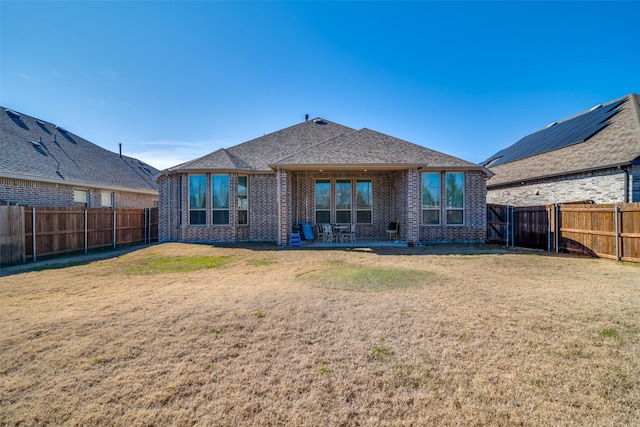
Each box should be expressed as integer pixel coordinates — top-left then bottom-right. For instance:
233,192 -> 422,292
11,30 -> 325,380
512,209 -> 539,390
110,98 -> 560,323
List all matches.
487,161 -> 634,189
0,171 -> 158,195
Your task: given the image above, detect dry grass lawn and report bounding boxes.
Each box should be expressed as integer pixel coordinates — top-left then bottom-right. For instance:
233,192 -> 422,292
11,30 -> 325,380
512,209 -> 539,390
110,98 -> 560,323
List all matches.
1,243 -> 639,426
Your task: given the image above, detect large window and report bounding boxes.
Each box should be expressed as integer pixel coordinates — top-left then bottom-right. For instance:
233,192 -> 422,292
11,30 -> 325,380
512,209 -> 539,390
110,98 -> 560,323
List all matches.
445,172 -> 464,225
315,179 -> 331,223
356,179 -> 372,224
422,173 -> 440,225
189,175 -> 207,225
237,175 -> 248,225
335,180 -> 352,223
212,174 -> 230,225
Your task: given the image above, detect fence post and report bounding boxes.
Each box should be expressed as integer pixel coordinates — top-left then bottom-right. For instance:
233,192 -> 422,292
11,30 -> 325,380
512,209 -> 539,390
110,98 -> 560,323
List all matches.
113,209 -> 117,250
84,209 -> 88,255
547,207 -> 551,252
32,207 -> 37,263
615,204 -> 620,262
145,208 -> 148,244
555,204 -> 559,253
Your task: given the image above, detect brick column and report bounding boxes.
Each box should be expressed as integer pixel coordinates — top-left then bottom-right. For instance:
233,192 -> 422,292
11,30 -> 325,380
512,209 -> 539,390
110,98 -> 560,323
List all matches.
405,168 -> 421,244
276,168 -> 290,246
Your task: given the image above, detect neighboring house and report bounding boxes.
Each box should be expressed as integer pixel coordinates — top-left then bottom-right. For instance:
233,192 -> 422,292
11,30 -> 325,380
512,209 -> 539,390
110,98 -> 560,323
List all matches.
156,118 -> 492,246
1,107 -> 158,208
483,94 -> 640,206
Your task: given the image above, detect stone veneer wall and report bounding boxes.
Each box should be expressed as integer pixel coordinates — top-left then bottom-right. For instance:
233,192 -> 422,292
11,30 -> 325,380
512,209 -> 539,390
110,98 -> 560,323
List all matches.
0,177 -> 157,208
487,167 -> 638,207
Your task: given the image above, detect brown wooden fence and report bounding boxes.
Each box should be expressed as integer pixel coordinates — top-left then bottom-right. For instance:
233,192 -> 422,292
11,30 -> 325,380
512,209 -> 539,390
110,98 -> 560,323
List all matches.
558,203 -> 640,262
1,206 -> 157,266
487,202 -> 640,262
1,206 -> 26,266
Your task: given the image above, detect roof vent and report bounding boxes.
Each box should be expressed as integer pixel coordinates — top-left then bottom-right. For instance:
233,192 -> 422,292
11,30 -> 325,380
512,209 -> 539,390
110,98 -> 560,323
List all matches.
589,104 -> 602,112
31,140 -> 41,147
546,122 -> 557,128
55,125 -> 68,133
313,118 -> 327,125
5,109 -> 21,119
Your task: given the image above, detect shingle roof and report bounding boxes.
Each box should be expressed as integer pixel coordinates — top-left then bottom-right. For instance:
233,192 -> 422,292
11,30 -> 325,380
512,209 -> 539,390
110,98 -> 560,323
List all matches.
1,107 -> 158,193
164,118 -> 487,174
486,94 -> 640,187
272,127 -> 481,170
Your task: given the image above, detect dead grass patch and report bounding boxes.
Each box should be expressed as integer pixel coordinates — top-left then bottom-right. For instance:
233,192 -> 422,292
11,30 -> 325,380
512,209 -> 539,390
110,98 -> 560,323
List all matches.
1,242 -> 639,426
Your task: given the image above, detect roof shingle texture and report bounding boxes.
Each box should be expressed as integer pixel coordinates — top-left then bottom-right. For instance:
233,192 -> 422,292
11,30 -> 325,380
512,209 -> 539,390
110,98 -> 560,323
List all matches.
487,94 -> 640,187
169,119 -> 480,173
1,108 -> 158,191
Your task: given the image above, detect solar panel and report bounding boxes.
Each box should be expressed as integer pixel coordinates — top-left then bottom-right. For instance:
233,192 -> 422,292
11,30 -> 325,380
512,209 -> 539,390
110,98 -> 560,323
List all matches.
481,98 -> 627,167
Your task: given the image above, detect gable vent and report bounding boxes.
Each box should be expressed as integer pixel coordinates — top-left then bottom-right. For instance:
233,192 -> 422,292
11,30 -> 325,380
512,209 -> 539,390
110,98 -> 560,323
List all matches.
5,109 -> 20,119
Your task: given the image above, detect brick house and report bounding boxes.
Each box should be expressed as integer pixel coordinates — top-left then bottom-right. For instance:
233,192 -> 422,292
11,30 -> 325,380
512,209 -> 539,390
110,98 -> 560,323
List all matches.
1,107 -> 158,208
156,118 -> 492,246
484,94 -> 640,206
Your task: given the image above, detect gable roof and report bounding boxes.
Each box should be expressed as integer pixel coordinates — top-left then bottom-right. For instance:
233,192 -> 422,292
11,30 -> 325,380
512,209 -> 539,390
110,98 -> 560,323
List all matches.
272,127 -> 483,171
166,118 -> 356,173
485,94 -> 640,187
163,118 -> 489,175
1,107 -> 158,193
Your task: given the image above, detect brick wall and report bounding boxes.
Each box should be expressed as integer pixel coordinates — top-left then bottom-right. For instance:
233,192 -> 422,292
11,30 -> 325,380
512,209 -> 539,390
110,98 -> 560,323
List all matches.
158,168 -> 488,244
0,177 -> 157,208
158,172 -> 280,243
487,168 -> 635,206
418,170 -> 487,243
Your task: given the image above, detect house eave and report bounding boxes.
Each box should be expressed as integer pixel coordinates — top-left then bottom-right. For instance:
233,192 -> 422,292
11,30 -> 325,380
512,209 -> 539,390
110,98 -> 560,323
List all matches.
0,171 -> 159,195
487,161 -> 634,189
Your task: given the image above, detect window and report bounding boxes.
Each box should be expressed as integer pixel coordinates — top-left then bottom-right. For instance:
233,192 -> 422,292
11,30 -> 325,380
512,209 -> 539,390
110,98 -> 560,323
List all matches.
101,192 -> 113,208
189,175 -> 207,225
335,180 -> 352,223
74,189 -> 88,207
212,174 -> 230,225
356,179 -> 372,224
237,175 -> 248,225
422,173 -> 440,225
315,179 -> 331,223
445,172 -> 464,225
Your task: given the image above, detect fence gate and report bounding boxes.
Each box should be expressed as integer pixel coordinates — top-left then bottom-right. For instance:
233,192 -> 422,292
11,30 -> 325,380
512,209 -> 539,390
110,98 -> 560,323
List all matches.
486,204 -> 514,245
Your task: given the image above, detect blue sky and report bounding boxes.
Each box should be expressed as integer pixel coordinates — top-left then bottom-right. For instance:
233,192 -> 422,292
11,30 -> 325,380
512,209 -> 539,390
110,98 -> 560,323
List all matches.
2,1 -> 639,170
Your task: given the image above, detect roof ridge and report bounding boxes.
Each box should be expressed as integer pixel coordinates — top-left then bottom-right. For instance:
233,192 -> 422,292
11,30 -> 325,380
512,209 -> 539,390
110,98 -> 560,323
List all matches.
272,128 -> 359,164
220,148 -> 253,170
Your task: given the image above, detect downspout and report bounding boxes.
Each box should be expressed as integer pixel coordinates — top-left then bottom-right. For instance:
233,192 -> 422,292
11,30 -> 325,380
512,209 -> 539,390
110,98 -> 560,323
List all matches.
618,165 -> 630,203
167,176 -> 171,242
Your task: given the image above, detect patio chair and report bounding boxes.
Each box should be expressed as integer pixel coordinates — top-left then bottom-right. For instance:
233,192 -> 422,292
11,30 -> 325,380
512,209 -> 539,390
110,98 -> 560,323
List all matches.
322,223 -> 335,243
385,220 -> 399,241
342,223 -> 356,244
316,223 -> 325,241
